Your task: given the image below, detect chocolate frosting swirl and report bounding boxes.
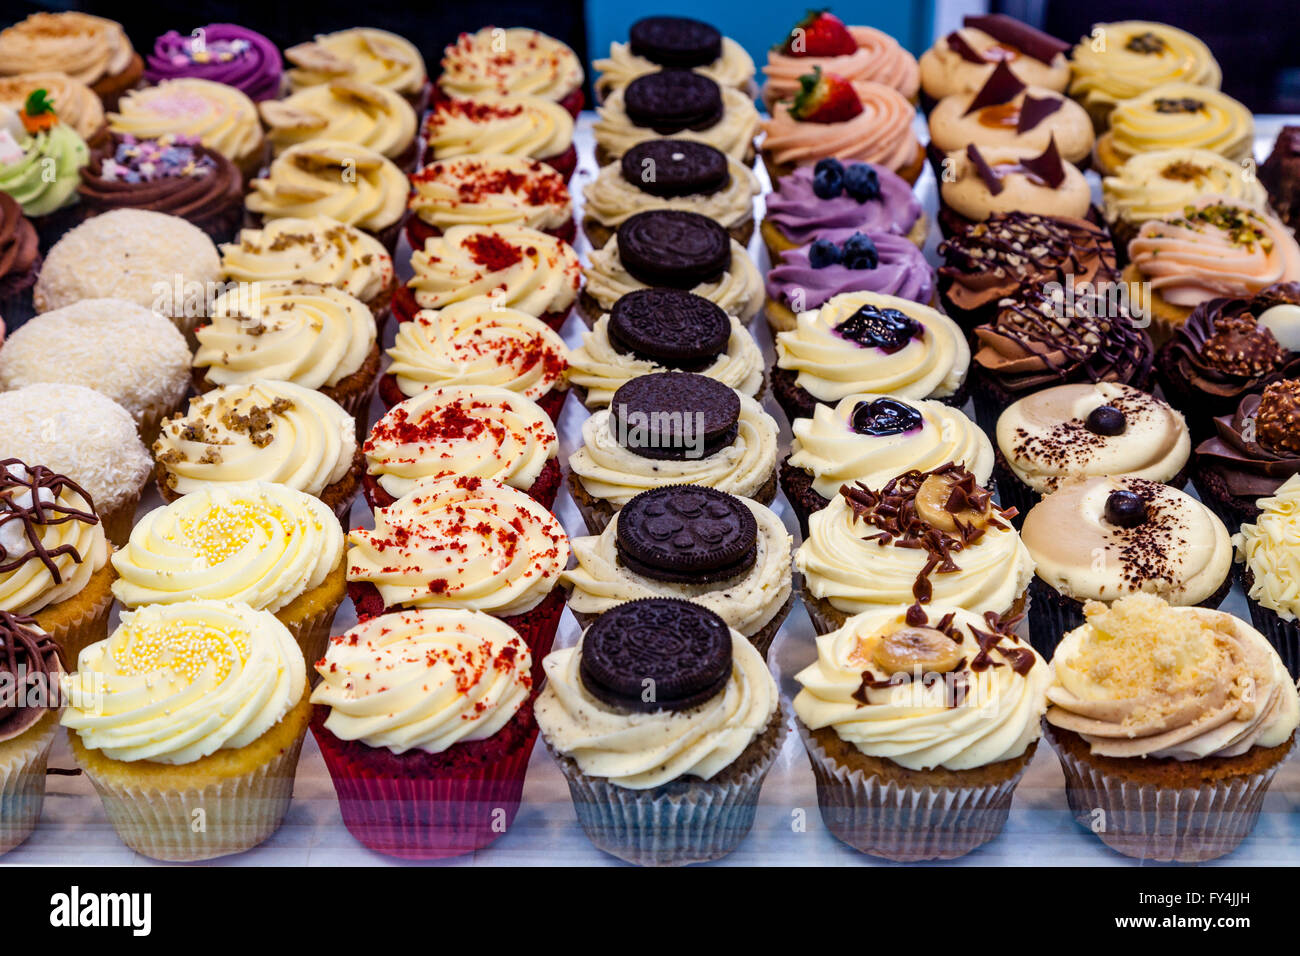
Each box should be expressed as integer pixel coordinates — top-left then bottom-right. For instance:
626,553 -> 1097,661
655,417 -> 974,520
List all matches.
1197,390 -> 1300,498
0,193 -> 39,293
0,611 -> 61,742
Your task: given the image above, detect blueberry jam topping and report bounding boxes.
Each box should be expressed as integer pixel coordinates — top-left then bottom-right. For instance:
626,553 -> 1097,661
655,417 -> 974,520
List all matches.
1104,489 -> 1147,528
833,305 -> 923,354
1085,404 -> 1127,436
850,397 -> 924,436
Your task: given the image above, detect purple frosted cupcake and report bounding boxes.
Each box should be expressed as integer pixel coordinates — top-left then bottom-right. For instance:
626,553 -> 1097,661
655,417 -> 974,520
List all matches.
761,161 -> 924,260
145,24 -> 282,103
765,228 -> 934,333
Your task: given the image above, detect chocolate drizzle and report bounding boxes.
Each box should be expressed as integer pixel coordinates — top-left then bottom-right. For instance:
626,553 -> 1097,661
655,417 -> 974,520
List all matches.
0,460 -> 98,584
0,611 -> 62,742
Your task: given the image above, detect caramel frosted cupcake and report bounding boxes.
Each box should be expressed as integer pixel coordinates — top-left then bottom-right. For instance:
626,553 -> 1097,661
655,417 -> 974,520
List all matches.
0,612 -> 62,856
596,15 -> 755,101
794,603 -> 1047,860
1044,594 -> 1298,862
0,73 -> 105,145
246,140 -> 408,253
593,70 -> 759,165
938,140 -> 1091,236
439,27 -> 584,118
0,13 -> 142,110
583,140 -> 758,248
154,379 -> 361,526
286,27 -> 427,108
383,299 -> 569,424
397,224 -> 580,332
1022,476 -> 1232,656
0,459 -> 114,664
422,93 -> 575,181
580,210 -> 762,325
362,384 -> 559,512
1094,83 -> 1252,177
260,80 -> 417,169
1236,474 -> 1300,674
918,13 -> 1070,106
763,12 -> 918,107
111,481 -> 345,665
1069,21 -> 1222,130
569,289 -> 763,408
796,464 -> 1033,634
772,291 -> 970,423
567,372 -> 780,534
780,394 -> 994,536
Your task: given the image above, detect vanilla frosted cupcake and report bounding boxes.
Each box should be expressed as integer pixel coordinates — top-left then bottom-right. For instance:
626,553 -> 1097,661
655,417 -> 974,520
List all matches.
260,80 -> 417,168
1236,474 -> 1300,675
593,71 -> 759,164
0,12 -> 142,109
286,27 -> 427,106
438,27 -> 584,117
1093,82 -> 1253,176
596,16 -> 755,100
421,93 -> 575,179
63,600 -> 311,862
109,78 -> 264,178
919,13 -> 1071,104
0,72 -> 104,144
112,481 -> 345,663
938,141 -> 1091,234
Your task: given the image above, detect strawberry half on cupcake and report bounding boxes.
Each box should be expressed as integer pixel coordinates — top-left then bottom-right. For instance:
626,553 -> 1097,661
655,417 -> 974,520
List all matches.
762,9 -> 919,108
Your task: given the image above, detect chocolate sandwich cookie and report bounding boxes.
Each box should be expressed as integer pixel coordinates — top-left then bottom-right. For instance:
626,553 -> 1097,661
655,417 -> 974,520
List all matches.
616,210 -> 731,288
608,288 -> 731,370
610,372 -> 741,460
629,16 -> 723,69
623,70 -> 724,134
620,139 -> 731,198
579,596 -> 733,712
616,485 -> 758,583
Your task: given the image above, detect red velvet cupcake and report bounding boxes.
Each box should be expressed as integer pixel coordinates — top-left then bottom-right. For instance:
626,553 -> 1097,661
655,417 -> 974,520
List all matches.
437,27 -> 585,120
422,92 -> 577,181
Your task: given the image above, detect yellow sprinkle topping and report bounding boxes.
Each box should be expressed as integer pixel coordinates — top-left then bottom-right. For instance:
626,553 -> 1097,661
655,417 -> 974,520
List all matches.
113,620 -> 251,685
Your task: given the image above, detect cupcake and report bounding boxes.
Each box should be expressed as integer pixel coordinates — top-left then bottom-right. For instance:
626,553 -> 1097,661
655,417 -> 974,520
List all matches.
567,372 -> 780,534
1022,476 -> 1232,657
1196,380 -> 1300,533
246,140 -> 408,253
76,133 -> 243,243
193,280 -> 379,428
145,24 -> 283,103
345,475 -> 570,673
62,600 -> 311,862
111,481 -> 344,665
936,211 -> 1118,329
362,385 -> 560,512
33,209 -> 221,341
937,139 -> 1092,237
580,210 -> 762,325
1260,126 -> 1300,236
569,288 -> 764,408
761,159 -> 925,258
438,27 -> 583,118
383,299 -> 570,423
1236,474 -> 1300,674
765,228 -> 935,333
286,27 -> 428,110
593,70 -> 759,165
219,216 -> 395,331
1044,594 -> 1298,862
918,13 -> 1070,107
780,394 -> 994,536
396,224 -> 580,332
0,99 -> 89,247
0,73 -> 105,147
761,70 -> 923,185
0,459 -> 114,665
260,80 -> 417,170
109,78 -> 264,179
1093,83 -> 1253,177
153,380 -> 361,527
421,92 -> 576,181
1068,21 -> 1222,131
994,382 -> 1192,520
1103,148 -> 1269,249
927,60 -> 1095,166
771,291 -> 970,423
0,13 -> 142,110
583,139 -> 759,248
564,485 -> 794,654
795,463 -> 1033,634
311,608 -> 539,859
762,10 -> 919,107
793,602 -> 1047,860
595,15 -> 755,101
537,598 -> 784,866
0,298 -> 191,444
0,193 -> 39,326
406,153 -> 573,251
0,386 -> 149,546
0,612 -> 61,856
1123,198 -> 1300,344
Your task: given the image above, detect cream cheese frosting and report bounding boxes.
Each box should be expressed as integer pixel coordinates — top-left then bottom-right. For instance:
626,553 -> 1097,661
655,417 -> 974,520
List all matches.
536,627 -> 777,789
286,28 -> 426,98
62,600 -> 306,765
109,78 -> 261,167
775,291 -> 970,402
1069,21 -> 1221,113
920,26 -> 1070,100
583,153 -> 759,230
597,35 -> 755,98
1103,148 -> 1268,230
584,233 -> 762,319
0,12 -> 134,87
439,28 -> 583,103
246,140 -> 408,232
1101,82 -> 1252,167
409,153 -> 572,233
593,82 -> 759,161
1235,474 -> 1300,621
794,604 -> 1049,770
111,481 -> 342,613
762,80 -> 919,173
312,608 -> 532,754
261,79 -> 416,159
940,143 -> 1092,222
423,93 -> 573,162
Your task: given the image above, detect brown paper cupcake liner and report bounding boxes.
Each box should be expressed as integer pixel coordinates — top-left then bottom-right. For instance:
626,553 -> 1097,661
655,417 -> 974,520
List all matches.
0,711 -> 59,856
99,487 -> 143,548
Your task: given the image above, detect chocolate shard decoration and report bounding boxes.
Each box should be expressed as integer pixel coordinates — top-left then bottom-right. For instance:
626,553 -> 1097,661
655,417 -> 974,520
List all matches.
964,13 -> 1070,64
1016,94 -> 1064,133
1020,135 -> 1067,188
963,60 -> 1025,116
945,30 -> 986,64
965,143 -> 1004,195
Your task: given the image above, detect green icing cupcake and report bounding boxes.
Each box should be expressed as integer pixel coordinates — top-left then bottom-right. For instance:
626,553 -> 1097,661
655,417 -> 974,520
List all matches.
0,122 -> 88,217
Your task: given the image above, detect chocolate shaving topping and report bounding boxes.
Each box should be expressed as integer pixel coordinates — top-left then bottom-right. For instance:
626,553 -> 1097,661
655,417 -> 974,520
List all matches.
1016,94 -> 1063,133
0,460 -> 99,584
1019,135 -> 1067,189
963,60 -> 1025,116
945,30 -> 988,64
964,13 -> 1070,64
966,144 -> 1004,195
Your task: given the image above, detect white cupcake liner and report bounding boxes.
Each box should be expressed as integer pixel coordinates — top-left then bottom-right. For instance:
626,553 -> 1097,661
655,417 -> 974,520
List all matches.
0,714 -> 59,856
278,592 -> 343,674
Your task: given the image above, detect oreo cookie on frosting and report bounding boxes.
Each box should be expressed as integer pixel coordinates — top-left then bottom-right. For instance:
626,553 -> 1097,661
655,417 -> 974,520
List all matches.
616,485 -> 758,583
629,16 -> 723,69
608,289 -> 731,370
610,372 -> 741,460
623,70 -> 724,134
620,140 -> 731,198
616,210 -> 731,289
